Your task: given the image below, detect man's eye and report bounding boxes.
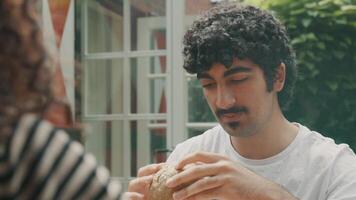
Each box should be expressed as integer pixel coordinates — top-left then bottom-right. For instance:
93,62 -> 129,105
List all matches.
202,83 -> 216,89
230,77 -> 248,83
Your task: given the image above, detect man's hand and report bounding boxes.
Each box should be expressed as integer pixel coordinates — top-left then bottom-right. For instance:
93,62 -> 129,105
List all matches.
124,163 -> 164,200
165,152 -> 297,200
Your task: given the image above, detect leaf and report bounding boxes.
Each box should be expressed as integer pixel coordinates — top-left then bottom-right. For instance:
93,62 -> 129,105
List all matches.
311,69 -> 320,77
305,2 -> 317,8
291,37 -> 305,45
309,84 -> 318,94
305,62 -> 315,71
291,9 -> 305,15
345,37 -> 352,45
341,5 -> 356,12
306,51 -> 315,58
305,33 -> 317,40
316,42 -> 326,50
318,0 -> 334,6
335,18 -> 348,25
326,82 -> 339,91
307,10 -> 319,17
333,51 -> 345,59
302,18 -> 312,27
320,34 -> 334,41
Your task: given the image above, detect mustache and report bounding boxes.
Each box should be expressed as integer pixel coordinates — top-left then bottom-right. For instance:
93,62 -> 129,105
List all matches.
216,106 -> 247,118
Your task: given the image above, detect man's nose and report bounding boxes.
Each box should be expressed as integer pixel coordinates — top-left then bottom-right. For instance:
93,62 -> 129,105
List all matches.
216,86 -> 236,109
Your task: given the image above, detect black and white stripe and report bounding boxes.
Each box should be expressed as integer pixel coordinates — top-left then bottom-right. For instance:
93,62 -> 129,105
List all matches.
0,114 -> 122,199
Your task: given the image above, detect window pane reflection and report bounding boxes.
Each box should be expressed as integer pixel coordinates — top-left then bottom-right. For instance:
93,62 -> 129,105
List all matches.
131,0 -> 166,50
131,57 -> 167,114
130,120 -> 167,176
87,0 -> 124,53
187,128 -> 205,138
85,59 -> 124,115
185,0 -> 214,15
84,121 -> 124,177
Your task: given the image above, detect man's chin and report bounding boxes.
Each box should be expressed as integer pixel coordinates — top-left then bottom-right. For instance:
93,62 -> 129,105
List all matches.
221,122 -> 255,138
221,122 -> 240,135
224,122 -> 239,130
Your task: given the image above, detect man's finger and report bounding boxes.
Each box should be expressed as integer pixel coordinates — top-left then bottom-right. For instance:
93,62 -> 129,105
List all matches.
122,192 -> 144,200
176,152 -> 228,170
128,175 -> 153,193
182,162 -> 204,171
183,188 -> 221,200
172,176 -> 223,200
167,162 -> 227,188
137,163 -> 165,177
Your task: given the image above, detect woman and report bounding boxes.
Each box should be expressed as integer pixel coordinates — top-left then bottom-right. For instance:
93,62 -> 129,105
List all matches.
0,0 -> 145,199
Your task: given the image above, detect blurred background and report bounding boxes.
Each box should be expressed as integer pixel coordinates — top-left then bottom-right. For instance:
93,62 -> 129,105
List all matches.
39,0 -> 355,188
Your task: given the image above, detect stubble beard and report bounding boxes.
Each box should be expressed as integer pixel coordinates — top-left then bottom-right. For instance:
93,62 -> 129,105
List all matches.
214,106 -> 252,137
222,121 -> 260,138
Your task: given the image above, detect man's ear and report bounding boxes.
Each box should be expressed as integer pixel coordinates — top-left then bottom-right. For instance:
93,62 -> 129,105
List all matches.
274,63 -> 286,92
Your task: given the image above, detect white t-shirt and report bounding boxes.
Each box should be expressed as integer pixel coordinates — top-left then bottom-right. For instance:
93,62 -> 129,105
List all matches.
167,124 -> 356,200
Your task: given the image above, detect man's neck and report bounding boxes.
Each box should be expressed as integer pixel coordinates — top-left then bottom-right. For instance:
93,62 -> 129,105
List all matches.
230,111 -> 299,160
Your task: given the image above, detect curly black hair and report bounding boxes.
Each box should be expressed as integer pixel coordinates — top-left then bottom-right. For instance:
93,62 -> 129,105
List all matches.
0,0 -> 53,142
183,3 -> 297,110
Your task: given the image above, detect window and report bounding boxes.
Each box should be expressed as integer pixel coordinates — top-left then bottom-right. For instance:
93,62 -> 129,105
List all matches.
76,0 -> 218,188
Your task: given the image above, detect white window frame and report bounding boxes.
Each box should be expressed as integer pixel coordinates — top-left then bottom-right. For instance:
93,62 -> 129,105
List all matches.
78,0 -> 217,183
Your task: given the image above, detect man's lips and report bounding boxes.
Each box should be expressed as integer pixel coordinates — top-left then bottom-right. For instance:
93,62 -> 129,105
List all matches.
219,112 -> 244,123
216,106 -> 247,123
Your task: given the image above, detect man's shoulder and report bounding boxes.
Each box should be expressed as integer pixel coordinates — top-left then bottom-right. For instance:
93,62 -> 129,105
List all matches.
298,124 -> 356,170
177,125 -> 223,149
298,124 -> 356,198
302,125 -> 354,157
166,125 -> 224,163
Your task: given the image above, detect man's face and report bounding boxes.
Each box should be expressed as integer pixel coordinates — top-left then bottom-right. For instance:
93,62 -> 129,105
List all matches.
198,58 -> 279,137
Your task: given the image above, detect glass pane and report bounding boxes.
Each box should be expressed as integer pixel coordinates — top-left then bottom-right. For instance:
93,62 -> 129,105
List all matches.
131,0 -> 166,50
84,119 -> 169,178
87,0 -> 123,53
131,57 -> 167,114
85,59 -> 124,114
130,120 -> 168,176
187,76 -> 216,122
183,0 -> 216,117
184,0 -> 214,29
36,0 -> 42,17
185,0 -> 214,15
187,128 -> 206,138
84,120 -> 124,177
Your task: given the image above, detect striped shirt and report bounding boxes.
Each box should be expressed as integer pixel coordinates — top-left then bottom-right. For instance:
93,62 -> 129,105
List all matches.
0,114 -> 122,199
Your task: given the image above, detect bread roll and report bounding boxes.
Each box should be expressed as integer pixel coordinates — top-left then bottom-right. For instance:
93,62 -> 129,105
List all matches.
149,164 -> 178,200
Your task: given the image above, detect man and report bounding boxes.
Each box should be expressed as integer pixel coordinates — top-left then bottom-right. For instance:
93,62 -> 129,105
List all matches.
128,4 -> 356,200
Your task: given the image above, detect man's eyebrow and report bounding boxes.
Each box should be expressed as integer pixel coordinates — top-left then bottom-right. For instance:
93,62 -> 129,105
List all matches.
223,66 -> 252,77
197,72 -> 212,79
197,66 -> 252,79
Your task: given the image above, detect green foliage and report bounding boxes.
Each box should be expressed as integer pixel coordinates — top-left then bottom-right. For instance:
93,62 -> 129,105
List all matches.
262,0 -> 356,150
